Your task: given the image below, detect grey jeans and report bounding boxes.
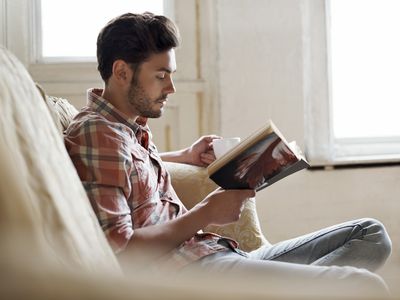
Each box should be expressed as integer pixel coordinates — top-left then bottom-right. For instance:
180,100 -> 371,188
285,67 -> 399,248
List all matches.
189,218 -> 392,296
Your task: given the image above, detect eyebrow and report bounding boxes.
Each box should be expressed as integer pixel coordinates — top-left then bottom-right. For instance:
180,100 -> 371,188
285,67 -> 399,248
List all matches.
156,67 -> 177,74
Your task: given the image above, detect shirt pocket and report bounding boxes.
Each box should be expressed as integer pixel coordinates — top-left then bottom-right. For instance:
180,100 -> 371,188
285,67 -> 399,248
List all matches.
159,190 -> 185,216
130,147 -> 159,210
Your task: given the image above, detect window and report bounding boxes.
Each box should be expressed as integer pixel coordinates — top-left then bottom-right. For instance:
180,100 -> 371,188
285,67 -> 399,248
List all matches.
329,0 -> 400,161
0,0 -> 220,151
39,0 -> 164,61
331,1 -> 400,140
305,0 -> 400,165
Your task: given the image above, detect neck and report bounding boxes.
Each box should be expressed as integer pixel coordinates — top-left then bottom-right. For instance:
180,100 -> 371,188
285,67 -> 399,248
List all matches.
101,85 -> 139,121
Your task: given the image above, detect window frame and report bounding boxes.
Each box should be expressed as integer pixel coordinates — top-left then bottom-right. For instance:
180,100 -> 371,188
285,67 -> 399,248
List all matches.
0,0 -> 220,151
0,0 -> 6,45
304,0 -> 400,167
33,0 -> 171,63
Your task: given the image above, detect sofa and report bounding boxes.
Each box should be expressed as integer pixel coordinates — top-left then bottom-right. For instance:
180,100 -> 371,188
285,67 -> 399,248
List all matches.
0,46 -> 391,299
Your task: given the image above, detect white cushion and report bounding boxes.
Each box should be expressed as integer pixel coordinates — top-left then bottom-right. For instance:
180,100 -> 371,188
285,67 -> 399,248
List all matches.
0,46 -> 120,274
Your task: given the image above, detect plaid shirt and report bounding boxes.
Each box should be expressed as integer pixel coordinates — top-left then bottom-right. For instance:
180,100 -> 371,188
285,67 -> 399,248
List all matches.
64,88 -> 238,269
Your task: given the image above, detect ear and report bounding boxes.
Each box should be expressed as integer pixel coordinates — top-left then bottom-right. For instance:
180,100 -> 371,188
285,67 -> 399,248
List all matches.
111,60 -> 133,84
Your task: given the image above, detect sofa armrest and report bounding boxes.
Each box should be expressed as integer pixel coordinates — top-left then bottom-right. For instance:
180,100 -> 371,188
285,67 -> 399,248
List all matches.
164,162 -> 268,252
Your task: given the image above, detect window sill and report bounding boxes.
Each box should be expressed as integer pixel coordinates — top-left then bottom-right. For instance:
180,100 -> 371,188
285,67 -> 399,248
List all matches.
308,154 -> 400,170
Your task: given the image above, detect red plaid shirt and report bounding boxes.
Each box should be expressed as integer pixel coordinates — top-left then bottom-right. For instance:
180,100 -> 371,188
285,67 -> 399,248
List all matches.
64,89 -> 237,269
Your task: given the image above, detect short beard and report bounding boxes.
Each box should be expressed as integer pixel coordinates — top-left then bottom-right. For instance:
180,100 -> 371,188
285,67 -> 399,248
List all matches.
128,84 -> 163,118
127,65 -> 164,118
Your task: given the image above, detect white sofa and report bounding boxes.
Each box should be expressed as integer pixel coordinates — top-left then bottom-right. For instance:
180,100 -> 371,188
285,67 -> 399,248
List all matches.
0,45 -> 273,299
0,46 -> 390,300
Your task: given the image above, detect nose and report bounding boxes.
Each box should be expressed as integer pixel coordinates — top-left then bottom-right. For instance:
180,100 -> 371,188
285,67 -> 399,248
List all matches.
165,76 -> 176,95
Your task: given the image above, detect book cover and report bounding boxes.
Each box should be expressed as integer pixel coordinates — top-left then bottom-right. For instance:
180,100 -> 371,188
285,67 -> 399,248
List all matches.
207,121 -> 310,191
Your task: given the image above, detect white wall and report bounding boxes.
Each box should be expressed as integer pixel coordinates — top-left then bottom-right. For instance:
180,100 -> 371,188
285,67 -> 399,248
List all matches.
217,0 -> 305,145
216,0 -> 400,288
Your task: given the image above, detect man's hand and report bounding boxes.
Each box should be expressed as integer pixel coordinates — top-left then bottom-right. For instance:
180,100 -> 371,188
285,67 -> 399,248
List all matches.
160,135 -> 221,166
196,188 -> 256,226
185,135 -> 221,167
123,188 -> 255,263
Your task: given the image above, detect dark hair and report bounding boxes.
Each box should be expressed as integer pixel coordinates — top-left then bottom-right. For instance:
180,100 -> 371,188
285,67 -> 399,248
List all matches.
97,12 -> 180,82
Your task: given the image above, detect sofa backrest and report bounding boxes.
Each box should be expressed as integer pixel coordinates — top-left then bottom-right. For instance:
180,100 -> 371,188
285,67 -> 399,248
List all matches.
0,46 -> 121,274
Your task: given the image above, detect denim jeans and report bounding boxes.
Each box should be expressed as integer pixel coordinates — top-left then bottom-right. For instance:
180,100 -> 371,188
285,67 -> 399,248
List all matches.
189,218 -> 392,296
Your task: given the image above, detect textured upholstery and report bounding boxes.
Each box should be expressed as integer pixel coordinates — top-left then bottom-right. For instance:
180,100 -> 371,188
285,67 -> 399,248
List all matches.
0,46 -> 121,274
46,95 -> 79,133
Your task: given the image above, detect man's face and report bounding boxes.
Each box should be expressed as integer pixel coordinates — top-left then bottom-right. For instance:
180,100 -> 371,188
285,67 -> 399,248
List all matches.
127,49 -> 177,118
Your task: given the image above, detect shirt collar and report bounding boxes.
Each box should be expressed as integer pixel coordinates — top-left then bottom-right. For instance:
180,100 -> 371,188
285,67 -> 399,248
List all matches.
87,88 -> 149,135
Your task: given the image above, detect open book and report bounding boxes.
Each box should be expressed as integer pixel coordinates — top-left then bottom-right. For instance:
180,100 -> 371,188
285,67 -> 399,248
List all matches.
207,120 -> 310,192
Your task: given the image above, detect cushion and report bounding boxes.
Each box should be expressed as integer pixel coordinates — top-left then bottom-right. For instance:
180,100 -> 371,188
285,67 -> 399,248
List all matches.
165,162 -> 268,252
46,95 -> 79,132
35,83 -> 79,132
0,46 -> 120,274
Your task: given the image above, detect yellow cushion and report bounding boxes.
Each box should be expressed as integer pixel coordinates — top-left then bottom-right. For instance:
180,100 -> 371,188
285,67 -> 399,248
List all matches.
165,162 -> 268,252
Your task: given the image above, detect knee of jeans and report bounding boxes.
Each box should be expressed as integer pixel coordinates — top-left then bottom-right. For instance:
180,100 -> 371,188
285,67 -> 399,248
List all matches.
342,267 -> 389,296
359,270 -> 389,295
358,218 -> 392,257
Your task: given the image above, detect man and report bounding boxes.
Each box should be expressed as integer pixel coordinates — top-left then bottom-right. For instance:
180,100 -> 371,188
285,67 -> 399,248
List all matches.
65,12 -> 391,291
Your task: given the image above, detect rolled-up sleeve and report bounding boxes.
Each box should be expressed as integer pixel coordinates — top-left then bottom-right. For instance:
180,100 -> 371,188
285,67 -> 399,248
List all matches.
65,119 -> 134,253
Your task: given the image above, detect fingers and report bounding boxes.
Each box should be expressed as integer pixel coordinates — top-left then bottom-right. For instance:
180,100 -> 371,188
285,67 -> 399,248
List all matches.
247,189 -> 256,198
203,135 -> 222,142
236,189 -> 256,199
204,135 -> 222,149
236,189 -> 256,203
202,188 -> 255,225
200,151 -> 216,165
216,188 -> 256,199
